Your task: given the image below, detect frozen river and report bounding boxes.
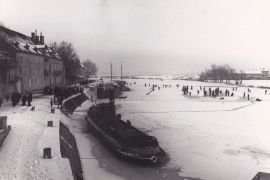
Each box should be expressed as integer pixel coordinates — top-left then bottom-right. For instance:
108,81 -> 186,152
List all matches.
76,79 -> 270,180
113,79 -> 270,180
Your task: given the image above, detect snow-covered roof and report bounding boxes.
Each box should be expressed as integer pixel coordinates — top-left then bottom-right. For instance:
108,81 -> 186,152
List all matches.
35,44 -> 48,49
243,70 -> 262,74
36,46 -> 61,60
0,26 -> 61,60
12,41 -> 44,56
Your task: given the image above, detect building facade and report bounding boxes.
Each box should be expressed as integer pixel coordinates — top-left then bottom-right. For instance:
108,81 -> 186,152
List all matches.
0,26 -> 65,98
238,68 -> 269,80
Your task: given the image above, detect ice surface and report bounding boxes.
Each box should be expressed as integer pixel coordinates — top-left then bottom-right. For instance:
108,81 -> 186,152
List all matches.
115,79 -> 270,180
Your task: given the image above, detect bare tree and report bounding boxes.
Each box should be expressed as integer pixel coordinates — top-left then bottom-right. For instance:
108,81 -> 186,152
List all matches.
51,41 -> 81,82
199,64 -> 236,82
238,70 -> 246,84
83,59 -> 98,77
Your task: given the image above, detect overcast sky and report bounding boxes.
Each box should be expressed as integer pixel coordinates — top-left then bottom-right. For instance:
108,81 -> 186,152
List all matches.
1,0 -> 270,75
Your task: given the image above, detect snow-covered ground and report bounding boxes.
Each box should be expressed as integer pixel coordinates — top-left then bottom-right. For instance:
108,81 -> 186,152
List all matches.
114,79 -> 270,180
1,79 -> 269,180
0,96 -> 73,180
242,80 -> 270,88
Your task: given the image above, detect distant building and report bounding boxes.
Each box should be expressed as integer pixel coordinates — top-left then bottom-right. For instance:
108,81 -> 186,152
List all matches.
238,68 -> 269,80
261,68 -> 269,77
0,26 -> 65,98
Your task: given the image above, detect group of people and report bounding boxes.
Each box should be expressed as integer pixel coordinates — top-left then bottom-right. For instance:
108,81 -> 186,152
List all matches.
145,83 -> 177,91
243,92 -> 250,100
142,82 -> 264,101
182,86 -> 190,95
51,85 -> 84,109
184,85 -> 239,98
7,91 -> 33,107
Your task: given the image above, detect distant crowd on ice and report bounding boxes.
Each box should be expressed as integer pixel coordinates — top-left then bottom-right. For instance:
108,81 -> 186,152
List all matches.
144,82 -> 268,101
181,86 -> 238,98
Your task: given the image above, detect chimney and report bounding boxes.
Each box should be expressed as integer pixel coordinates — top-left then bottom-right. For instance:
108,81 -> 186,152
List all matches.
31,32 -> 35,40
40,32 -> 44,45
34,29 -> 39,44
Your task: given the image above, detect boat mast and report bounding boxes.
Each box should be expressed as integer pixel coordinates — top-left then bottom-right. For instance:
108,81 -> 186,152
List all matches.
110,63 -> 113,82
121,61 -> 123,81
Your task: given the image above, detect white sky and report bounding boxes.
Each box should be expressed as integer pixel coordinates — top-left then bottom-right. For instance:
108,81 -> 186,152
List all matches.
1,0 -> 270,75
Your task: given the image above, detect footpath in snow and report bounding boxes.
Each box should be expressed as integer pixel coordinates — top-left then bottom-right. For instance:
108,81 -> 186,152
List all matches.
0,95 -> 73,180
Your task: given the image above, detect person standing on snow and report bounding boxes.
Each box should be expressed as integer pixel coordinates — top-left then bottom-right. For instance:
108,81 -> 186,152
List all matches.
50,99 -> 53,108
27,94 -> 31,106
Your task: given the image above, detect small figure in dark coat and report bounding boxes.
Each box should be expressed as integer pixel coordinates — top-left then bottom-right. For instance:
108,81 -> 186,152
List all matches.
15,92 -> 21,105
11,93 -> 16,107
50,99 -> 53,108
27,94 -> 31,106
22,94 -> 27,106
29,92 -> 33,103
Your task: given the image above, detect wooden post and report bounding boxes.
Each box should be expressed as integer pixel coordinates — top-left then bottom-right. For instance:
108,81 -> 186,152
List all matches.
43,148 -> 52,159
47,121 -> 53,127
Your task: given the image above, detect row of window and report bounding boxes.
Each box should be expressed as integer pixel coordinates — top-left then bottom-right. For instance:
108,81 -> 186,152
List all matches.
18,54 -> 62,72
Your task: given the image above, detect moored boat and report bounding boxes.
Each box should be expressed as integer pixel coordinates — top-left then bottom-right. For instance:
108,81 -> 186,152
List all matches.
85,103 -> 165,164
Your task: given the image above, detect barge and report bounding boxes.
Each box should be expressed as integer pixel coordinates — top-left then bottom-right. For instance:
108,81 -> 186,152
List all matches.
86,102 -> 165,164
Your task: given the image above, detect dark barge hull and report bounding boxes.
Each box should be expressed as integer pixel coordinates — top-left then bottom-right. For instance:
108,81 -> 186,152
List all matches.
85,112 -> 165,164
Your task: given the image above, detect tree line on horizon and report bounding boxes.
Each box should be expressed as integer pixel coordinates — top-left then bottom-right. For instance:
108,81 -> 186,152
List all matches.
199,64 -> 245,83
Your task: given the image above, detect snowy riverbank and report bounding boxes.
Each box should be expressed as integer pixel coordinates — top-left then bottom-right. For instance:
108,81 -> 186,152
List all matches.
0,96 -> 73,180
